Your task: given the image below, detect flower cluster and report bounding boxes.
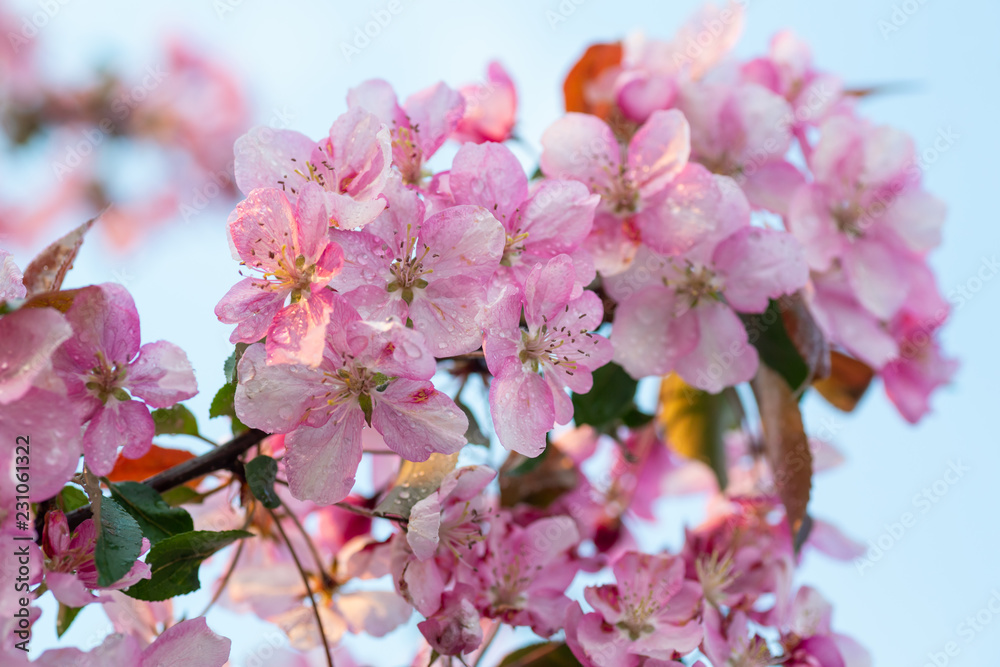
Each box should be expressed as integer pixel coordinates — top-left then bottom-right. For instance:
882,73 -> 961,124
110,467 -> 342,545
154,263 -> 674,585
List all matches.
0,2 -> 955,665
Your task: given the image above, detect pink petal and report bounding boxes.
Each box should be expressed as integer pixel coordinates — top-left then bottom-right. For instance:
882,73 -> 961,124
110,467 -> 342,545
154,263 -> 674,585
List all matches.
489,360 -> 553,457
336,590 -> 413,637
0,388 -> 80,502
674,303 -> 759,393
0,249 -> 26,300
787,184 -> 847,271
234,127 -> 318,196
524,255 -> 575,329
0,307 -> 72,404
372,379 -> 468,460
126,341 -> 198,408
214,277 -> 286,343
347,79 -> 408,129
265,290 -> 337,367
59,284 -> 141,368
83,399 -> 155,475
450,141 -> 529,222
408,278 -> 488,358
285,405 -> 366,505
140,617 -> 231,667
347,318 -> 436,380
46,571 -> 101,607
420,205 -> 505,282
636,163 -> 723,256
540,113 -> 620,191
326,106 -> 393,202
612,286 -> 698,379
234,343 -> 326,433
515,180 -> 600,256
616,73 -> 678,124
881,189 -> 946,253
628,109 -> 690,198
739,160 -> 805,216
406,494 -> 443,560
714,226 -> 809,313
844,236 -> 914,320
404,82 -> 466,160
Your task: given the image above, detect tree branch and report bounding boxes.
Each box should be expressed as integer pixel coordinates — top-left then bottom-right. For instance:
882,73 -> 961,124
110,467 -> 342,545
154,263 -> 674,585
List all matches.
38,428 -> 269,539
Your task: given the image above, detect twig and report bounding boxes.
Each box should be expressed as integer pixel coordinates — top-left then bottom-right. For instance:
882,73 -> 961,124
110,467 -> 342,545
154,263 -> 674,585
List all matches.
41,428 -> 269,539
266,504 -> 335,667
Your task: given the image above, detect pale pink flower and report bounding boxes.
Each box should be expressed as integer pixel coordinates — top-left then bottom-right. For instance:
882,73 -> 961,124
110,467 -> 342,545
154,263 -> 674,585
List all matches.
417,584 -> 484,656
483,255 -> 613,456
53,284 -> 198,476
447,141 -> 600,291
780,587 -> 872,667
348,79 -> 465,186
788,112 -> 945,319
566,552 -> 703,666
609,210 -> 809,392
882,310 -> 957,423
235,298 -> 467,505
461,514 -> 581,636
453,61 -> 518,144
330,178 -> 505,357
235,106 -> 392,229
40,510 -> 151,608
215,184 -> 345,366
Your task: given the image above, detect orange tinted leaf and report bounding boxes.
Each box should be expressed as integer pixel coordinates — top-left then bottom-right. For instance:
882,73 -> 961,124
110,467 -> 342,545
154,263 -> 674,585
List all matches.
563,41 -> 622,118
813,351 -> 875,412
21,216 -> 97,297
374,452 -> 459,519
20,286 -> 91,313
107,445 -> 197,485
751,365 -> 812,542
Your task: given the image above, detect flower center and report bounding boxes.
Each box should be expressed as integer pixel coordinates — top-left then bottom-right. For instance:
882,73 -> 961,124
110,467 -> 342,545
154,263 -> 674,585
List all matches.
84,351 -> 128,403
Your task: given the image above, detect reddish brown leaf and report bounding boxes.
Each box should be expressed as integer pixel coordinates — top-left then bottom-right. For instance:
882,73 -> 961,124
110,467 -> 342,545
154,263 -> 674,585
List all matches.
779,293 -> 831,385
751,365 -> 812,542
21,216 -> 97,297
107,445 -> 197,485
20,286 -> 92,314
563,41 -> 622,119
813,351 -> 875,412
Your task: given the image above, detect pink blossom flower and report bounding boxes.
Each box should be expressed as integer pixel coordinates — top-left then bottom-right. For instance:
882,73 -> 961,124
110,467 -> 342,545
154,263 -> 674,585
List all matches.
780,587 -> 872,667
447,141 -> 600,291
330,178 -> 505,357
483,255 -> 613,456
614,3 -> 746,122
348,79 -> 465,186
417,584 -> 484,656
215,184 -> 345,366
235,106 -> 393,229
40,510 -> 151,607
453,62 -> 518,144
679,79 -> 803,215
235,298 -> 467,505
461,514 -> 581,636
566,552 -> 703,666
32,617 -> 231,667
788,112 -> 945,319
609,205 -> 809,391
53,284 -> 198,476
882,310 -> 957,423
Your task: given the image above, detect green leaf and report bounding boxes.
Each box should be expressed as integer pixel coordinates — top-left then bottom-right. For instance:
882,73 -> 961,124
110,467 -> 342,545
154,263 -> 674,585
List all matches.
57,486 -> 89,513
741,300 -> 810,392
621,405 -> 654,428
160,485 -> 203,507
456,398 -> 489,446
56,603 -> 82,638
571,362 -> 638,429
223,342 -> 250,385
209,383 -> 236,419
498,642 -> 580,666
109,482 -> 194,545
151,404 -> 200,437
95,495 -> 143,588
244,455 -> 281,509
125,530 -> 252,601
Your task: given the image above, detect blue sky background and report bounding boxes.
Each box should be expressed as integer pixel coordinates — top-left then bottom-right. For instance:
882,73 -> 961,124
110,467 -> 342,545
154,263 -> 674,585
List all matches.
6,0 -> 1000,664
